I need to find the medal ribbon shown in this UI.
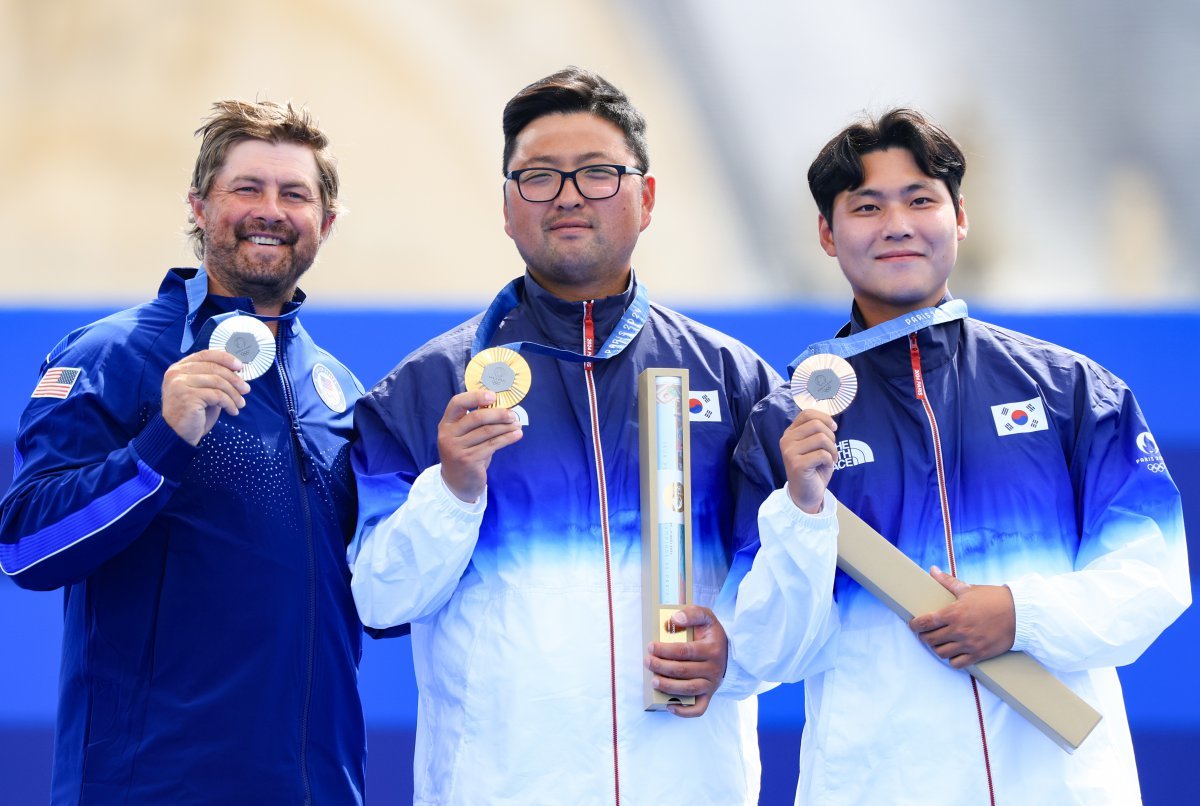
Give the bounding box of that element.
[471,276,650,363]
[787,299,968,375]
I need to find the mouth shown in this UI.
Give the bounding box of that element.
[547,218,592,232]
[244,234,287,247]
[875,250,924,261]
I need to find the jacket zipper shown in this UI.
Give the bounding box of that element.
[583,301,621,806]
[908,333,995,806]
[277,327,317,806]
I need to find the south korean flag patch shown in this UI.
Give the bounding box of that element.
[687,390,722,423]
[991,396,1049,436]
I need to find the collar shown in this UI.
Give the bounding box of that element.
[163,267,306,352]
[841,294,965,378]
[514,269,640,351]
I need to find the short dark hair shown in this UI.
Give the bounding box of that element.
[501,66,649,174]
[807,108,965,226]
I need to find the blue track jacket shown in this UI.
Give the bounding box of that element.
[729,305,1190,804]
[0,268,367,805]
[349,272,781,805]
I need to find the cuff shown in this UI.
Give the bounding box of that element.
[430,465,488,515]
[1006,575,1038,654]
[130,413,197,482]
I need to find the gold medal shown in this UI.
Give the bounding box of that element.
[464,347,531,409]
[791,353,857,415]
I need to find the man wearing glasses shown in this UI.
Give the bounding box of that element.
[349,67,780,804]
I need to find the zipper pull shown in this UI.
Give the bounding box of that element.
[291,418,310,483]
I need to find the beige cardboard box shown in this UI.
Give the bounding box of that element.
[835,503,1102,751]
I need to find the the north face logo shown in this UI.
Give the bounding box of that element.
[835,439,874,470]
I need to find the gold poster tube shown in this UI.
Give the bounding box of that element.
[639,368,696,710]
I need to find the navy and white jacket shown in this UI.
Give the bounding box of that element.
[349,273,781,805]
[729,304,1190,805]
[0,268,367,805]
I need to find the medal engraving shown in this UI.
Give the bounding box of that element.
[224,332,261,364]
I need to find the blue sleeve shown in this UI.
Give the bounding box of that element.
[0,347,195,591]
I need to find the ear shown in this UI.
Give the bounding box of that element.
[956,195,969,242]
[818,214,837,257]
[638,174,656,232]
[502,184,515,240]
[320,212,336,241]
[188,190,206,230]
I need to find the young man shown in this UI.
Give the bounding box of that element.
[350,68,780,804]
[728,108,1189,804]
[0,100,366,803]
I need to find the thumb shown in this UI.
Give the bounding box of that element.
[671,605,713,629]
[930,565,971,598]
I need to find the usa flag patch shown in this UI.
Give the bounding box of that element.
[32,367,82,399]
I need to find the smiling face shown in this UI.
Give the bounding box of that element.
[502,112,655,302]
[819,147,968,327]
[188,138,334,314]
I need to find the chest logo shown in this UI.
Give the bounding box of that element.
[990,397,1049,436]
[312,363,347,413]
[687,390,722,423]
[835,439,875,470]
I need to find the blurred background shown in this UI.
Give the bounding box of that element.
[1,1,1196,803]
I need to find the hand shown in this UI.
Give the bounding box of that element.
[645,605,727,718]
[437,390,524,503]
[162,349,251,446]
[908,566,1016,668]
[780,409,838,513]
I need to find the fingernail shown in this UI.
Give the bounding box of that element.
[482,391,496,404]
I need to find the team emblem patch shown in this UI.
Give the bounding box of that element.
[311,363,347,412]
[32,367,82,399]
[990,396,1049,436]
[687,391,722,423]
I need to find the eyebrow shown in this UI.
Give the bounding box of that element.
[518,151,613,168]
[848,181,938,200]
[223,173,318,191]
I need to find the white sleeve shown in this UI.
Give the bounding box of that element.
[348,464,486,629]
[1007,527,1190,671]
[728,486,842,684]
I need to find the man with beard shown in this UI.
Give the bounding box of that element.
[0,100,367,804]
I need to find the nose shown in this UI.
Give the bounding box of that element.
[252,189,285,222]
[881,206,913,240]
[555,175,586,209]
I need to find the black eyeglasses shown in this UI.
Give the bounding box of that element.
[505,164,644,203]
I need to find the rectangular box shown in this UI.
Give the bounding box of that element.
[835,504,1102,751]
[639,368,696,710]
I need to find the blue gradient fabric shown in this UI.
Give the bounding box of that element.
[349,272,781,805]
[729,309,1191,804]
[0,269,367,804]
